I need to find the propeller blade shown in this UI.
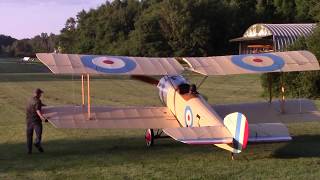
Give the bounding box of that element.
[131,75,159,86]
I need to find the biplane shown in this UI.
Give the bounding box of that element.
[36,50,320,158]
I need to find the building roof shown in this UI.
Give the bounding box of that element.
[229,35,272,42]
[236,23,316,51]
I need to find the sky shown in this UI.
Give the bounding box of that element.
[0,0,106,39]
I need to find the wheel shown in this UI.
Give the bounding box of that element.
[145,129,154,147]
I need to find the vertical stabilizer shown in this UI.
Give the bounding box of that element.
[222,112,249,153]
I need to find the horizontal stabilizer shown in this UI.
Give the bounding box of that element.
[213,99,320,123]
[163,126,233,144]
[249,123,292,142]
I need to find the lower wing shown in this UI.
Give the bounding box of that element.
[42,105,180,129]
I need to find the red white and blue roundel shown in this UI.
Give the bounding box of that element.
[81,56,136,74]
[184,106,193,127]
[231,54,285,72]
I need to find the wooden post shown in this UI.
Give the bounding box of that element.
[81,74,85,106]
[87,74,91,119]
[268,73,272,103]
[280,72,285,113]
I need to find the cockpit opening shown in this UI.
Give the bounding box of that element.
[178,83,190,95]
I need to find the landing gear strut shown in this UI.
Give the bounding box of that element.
[145,129,168,147]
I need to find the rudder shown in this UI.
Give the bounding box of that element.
[223,112,249,153]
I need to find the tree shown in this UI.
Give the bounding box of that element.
[256,0,277,22]
[59,17,78,53]
[156,0,211,56]
[273,0,296,22]
[0,34,16,56]
[126,3,172,56]
[295,0,314,22]
[10,39,33,57]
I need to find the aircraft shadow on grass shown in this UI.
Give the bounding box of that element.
[2,135,320,160]
[0,136,214,158]
[1,135,320,174]
[272,135,320,158]
[0,137,218,174]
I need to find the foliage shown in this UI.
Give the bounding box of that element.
[10,33,57,57]
[261,25,320,98]
[0,34,16,47]
[56,0,320,57]
[0,34,16,57]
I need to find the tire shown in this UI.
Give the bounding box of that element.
[145,129,154,147]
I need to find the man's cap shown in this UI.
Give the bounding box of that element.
[34,88,44,94]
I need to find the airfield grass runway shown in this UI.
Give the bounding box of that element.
[0,58,320,179]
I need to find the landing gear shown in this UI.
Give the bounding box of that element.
[231,153,235,160]
[145,129,154,147]
[145,129,169,147]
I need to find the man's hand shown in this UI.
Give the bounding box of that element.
[36,110,48,122]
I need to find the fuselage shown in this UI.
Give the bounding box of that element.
[157,75,224,128]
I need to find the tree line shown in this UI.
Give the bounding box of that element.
[0,33,57,57]
[58,0,319,57]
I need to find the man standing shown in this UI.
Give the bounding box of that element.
[26,88,47,154]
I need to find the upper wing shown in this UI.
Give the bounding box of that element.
[42,105,180,128]
[37,51,318,76]
[212,99,320,123]
[183,51,319,75]
[36,53,184,75]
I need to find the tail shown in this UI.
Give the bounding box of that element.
[216,112,249,154]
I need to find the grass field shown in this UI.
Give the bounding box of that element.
[1,58,320,179]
